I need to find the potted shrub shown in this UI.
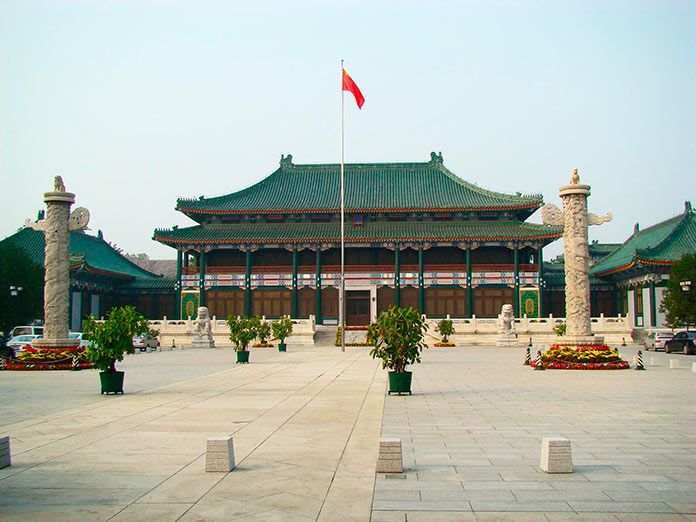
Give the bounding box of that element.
[367,305,428,395]
[82,305,149,394]
[435,318,454,345]
[254,317,272,347]
[227,315,259,363]
[271,316,293,352]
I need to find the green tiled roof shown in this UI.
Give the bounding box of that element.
[543,261,608,287]
[588,243,620,257]
[591,203,696,277]
[2,227,161,280]
[154,220,562,246]
[176,153,543,220]
[120,278,176,290]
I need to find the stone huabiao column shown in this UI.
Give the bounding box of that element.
[542,169,611,346]
[25,176,90,349]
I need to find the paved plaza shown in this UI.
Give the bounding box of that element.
[1,343,694,521]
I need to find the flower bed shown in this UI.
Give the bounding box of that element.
[4,346,92,371]
[252,342,273,347]
[531,344,629,370]
[335,326,371,346]
[434,341,455,347]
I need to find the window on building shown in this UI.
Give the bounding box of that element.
[635,286,644,327]
[207,290,245,318]
[298,288,315,318]
[321,287,339,319]
[252,288,291,318]
[426,287,467,317]
[473,287,514,317]
[377,287,395,313]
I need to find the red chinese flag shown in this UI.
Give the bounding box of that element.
[342,69,365,109]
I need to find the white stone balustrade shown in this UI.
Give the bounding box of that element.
[423,313,632,346]
[146,315,317,347]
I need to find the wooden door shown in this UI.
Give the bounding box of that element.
[346,291,370,326]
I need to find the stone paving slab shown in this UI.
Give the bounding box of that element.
[2,343,695,521]
[373,345,696,521]
[0,346,385,521]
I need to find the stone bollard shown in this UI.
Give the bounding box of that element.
[376,438,403,473]
[205,436,235,472]
[692,362,696,373]
[650,357,659,367]
[524,347,531,366]
[0,435,10,469]
[540,437,572,473]
[670,359,680,370]
[634,350,645,370]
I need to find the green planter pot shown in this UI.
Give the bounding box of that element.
[388,371,412,395]
[100,371,125,395]
[278,343,287,352]
[236,350,250,364]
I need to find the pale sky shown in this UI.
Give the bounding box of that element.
[2,0,694,260]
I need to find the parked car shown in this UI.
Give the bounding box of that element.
[10,325,43,338]
[644,332,673,351]
[68,332,93,348]
[7,334,40,353]
[664,331,696,355]
[0,336,15,359]
[132,333,160,352]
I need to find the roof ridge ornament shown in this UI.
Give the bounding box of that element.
[686,201,692,213]
[429,151,443,164]
[280,154,293,167]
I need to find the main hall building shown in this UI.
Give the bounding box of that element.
[154,152,563,325]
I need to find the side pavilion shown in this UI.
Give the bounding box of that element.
[154,152,563,325]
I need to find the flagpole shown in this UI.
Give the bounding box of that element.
[340,59,346,353]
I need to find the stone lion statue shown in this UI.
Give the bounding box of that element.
[497,303,516,337]
[193,306,212,337]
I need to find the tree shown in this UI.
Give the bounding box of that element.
[0,241,44,334]
[124,252,150,262]
[660,253,696,329]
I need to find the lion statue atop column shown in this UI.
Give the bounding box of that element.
[496,303,518,346]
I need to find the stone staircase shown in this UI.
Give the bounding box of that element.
[313,326,338,347]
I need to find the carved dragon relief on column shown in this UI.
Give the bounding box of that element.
[25,176,90,342]
[541,169,612,339]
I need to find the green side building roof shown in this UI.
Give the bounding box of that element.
[176,153,544,221]
[3,227,161,280]
[591,202,696,277]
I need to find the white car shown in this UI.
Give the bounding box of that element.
[10,325,43,338]
[7,334,40,353]
[644,332,673,351]
[69,332,93,348]
[132,333,160,352]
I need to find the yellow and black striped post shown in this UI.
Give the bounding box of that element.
[524,347,531,365]
[534,350,545,370]
[635,349,646,370]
